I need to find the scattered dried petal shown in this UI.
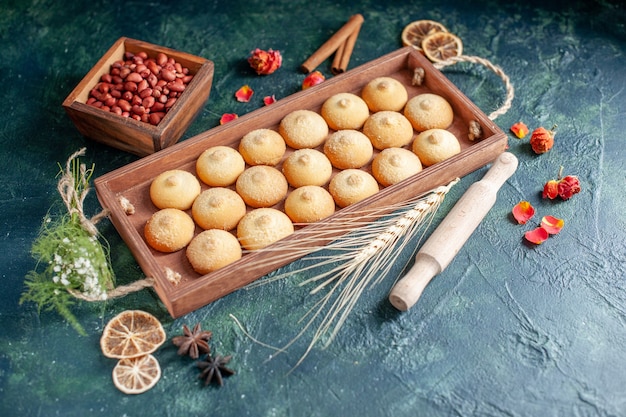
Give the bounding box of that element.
[542,179,560,199]
[540,215,564,235]
[235,85,254,102]
[512,201,535,224]
[220,113,238,125]
[510,122,529,139]
[263,95,277,106]
[524,227,549,244]
[557,175,581,200]
[302,71,325,90]
[248,48,282,75]
[529,125,556,154]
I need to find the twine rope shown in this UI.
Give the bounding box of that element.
[58,148,154,301]
[432,54,514,121]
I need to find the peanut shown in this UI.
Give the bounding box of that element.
[86,50,194,126]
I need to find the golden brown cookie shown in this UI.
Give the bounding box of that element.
[320,92,370,130]
[238,128,287,166]
[372,147,423,187]
[284,185,336,223]
[329,169,380,208]
[235,165,288,208]
[149,169,201,210]
[403,93,454,131]
[361,77,408,112]
[412,128,461,166]
[191,187,247,231]
[237,208,294,250]
[196,145,245,187]
[282,148,333,188]
[278,109,329,149]
[186,229,242,274]
[144,208,195,253]
[323,129,373,169]
[362,111,414,150]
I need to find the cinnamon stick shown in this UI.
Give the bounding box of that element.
[331,21,361,74]
[300,14,364,73]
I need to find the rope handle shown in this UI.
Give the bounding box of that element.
[413,54,514,122]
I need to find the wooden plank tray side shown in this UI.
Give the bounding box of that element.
[95,47,507,317]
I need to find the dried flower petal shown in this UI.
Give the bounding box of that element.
[524,227,549,244]
[540,215,564,235]
[220,113,238,125]
[542,179,560,199]
[263,95,277,106]
[248,48,282,75]
[302,71,325,90]
[557,175,581,200]
[510,122,529,139]
[512,201,535,224]
[235,85,254,102]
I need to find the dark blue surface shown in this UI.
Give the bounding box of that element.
[1,0,625,415]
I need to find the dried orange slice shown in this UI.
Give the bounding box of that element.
[421,32,464,62]
[100,310,166,359]
[401,20,448,51]
[112,354,161,394]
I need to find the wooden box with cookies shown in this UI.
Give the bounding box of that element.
[95,46,507,318]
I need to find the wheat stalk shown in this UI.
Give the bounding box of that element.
[242,179,458,368]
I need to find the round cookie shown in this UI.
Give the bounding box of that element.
[362,111,414,150]
[282,148,333,188]
[238,128,286,166]
[237,208,294,250]
[412,128,461,166]
[323,129,373,169]
[321,92,370,130]
[329,169,380,208]
[235,165,288,208]
[144,208,195,253]
[192,187,246,231]
[372,147,423,187]
[278,109,329,149]
[149,169,201,210]
[186,229,242,274]
[404,93,454,131]
[361,77,408,112]
[284,186,336,223]
[196,145,245,187]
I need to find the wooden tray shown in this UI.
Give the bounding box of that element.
[95,47,507,318]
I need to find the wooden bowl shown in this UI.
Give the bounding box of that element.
[62,37,214,156]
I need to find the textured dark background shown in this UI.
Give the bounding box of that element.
[1,0,625,415]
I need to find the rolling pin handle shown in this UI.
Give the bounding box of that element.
[388,253,440,311]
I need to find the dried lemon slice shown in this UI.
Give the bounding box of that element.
[422,32,464,62]
[100,310,166,359]
[401,20,448,51]
[112,354,161,394]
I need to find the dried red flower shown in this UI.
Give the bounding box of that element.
[219,113,238,125]
[512,201,535,224]
[302,71,325,90]
[235,85,254,102]
[248,48,282,75]
[529,125,556,154]
[542,179,560,199]
[510,122,529,139]
[524,227,549,244]
[557,175,581,200]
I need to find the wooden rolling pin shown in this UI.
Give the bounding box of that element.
[388,152,518,311]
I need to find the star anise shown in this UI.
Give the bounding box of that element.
[172,323,212,359]
[197,354,235,386]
